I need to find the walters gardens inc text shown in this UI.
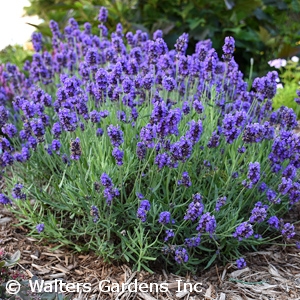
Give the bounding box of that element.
[6,279,203,294]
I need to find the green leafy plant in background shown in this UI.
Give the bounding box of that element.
[271,57,300,117]
[0,45,33,70]
[24,0,300,76]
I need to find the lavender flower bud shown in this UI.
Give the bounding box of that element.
[236,257,246,269]
[98,7,108,23]
[174,247,189,264]
[36,223,44,233]
[70,137,81,160]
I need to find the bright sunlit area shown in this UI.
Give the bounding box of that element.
[0,0,41,50]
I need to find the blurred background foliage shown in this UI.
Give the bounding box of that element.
[272,58,300,117]
[0,45,33,66]
[22,0,300,77]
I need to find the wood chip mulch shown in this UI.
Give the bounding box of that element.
[1,205,300,300]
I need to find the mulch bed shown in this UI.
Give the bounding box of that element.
[2,205,300,300]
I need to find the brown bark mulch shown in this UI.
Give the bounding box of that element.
[1,205,300,300]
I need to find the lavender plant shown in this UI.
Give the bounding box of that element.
[0,9,299,273]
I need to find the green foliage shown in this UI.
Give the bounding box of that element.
[4,81,296,273]
[0,45,32,69]
[272,58,300,117]
[24,0,300,75]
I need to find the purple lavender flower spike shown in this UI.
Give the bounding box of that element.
[162,76,176,92]
[184,196,204,221]
[215,196,227,211]
[233,222,253,241]
[281,223,295,239]
[248,162,260,185]
[178,171,192,187]
[90,110,101,123]
[107,125,124,147]
[2,123,17,138]
[70,137,81,160]
[136,142,147,160]
[137,199,151,222]
[90,205,99,223]
[140,124,157,148]
[112,147,124,165]
[278,177,293,195]
[266,189,280,204]
[185,120,203,145]
[0,194,12,205]
[174,33,189,55]
[207,131,220,148]
[174,247,189,264]
[249,202,268,224]
[185,235,201,248]
[268,216,280,229]
[158,211,171,225]
[164,229,175,242]
[100,173,113,188]
[193,100,204,114]
[98,7,108,23]
[52,139,61,153]
[196,212,217,236]
[236,257,246,269]
[12,183,26,200]
[36,223,44,233]
[96,128,104,137]
[222,36,235,62]
[32,32,43,52]
[155,153,171,169]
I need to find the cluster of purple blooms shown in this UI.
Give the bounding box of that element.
[184,234,201,248]
[0,6,299,268]
[184,193,204,221]
[249,202,268,223]
[215,196,227,211]
[268,216,295,239]
[196,212,217,236]
[233,222,254,241]
[99,173,119,206]
[12,183,26,200]
[158,211,173,225]
[137,199,151,222]
[164,229,175,242]
[242,162,260,189]
[177,171,192,187]
[0,194,12,205]
[174,248,189,264]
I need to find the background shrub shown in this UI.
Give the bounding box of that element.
[24,0,300,76]
[272,58,300,117]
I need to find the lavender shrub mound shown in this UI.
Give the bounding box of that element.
[0,8,299,272]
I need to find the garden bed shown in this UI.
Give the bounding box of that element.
[2,204,300,300]
[1,6,300,299]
